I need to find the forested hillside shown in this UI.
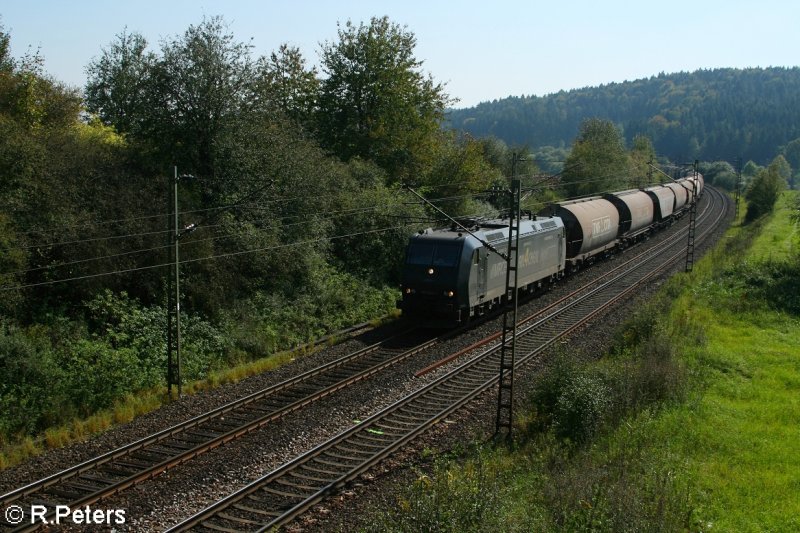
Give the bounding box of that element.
[448,67,800,163]
[0,16,515,451]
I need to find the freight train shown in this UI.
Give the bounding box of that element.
[398,174,703,326]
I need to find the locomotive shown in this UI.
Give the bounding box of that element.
[398,174,703,326]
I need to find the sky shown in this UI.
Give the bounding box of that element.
[2,0,799,108]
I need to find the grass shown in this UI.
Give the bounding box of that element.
[365,191,800,532]
[746,192,799,262]
[650,308,800,531]
[654,191,800,531]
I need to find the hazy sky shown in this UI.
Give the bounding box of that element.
[2,0,798,108]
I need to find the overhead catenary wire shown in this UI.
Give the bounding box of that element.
[5,170,654,273]
[1,166,671,289]
[4,208,396,277]
[3,154,655,242]
[4,163,562,249]
[0,204,410,277]
[3,188,450,283]
[0,222,421,292]
[7,175,482,240]
[3,199,403,254]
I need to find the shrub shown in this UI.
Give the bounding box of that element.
[528,355,579,433]
[552,372,611,444]
[713,258,800,315]
[61,340,143,415]
[613,298,663,350]
[531,328,686,447]
[86,289,232,384]
[225,264,397,358]
[0,323,68,437]
[543,428,694,532]
[1,290,235,443]
[530,356,611,444]
[745,165,784,222]
[630,332,686,407]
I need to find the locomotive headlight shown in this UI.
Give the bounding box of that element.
[405,287,412,294]
[427,268,435,275]
[446,290,455,298]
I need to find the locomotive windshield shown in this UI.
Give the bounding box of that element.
[407,242,462,267]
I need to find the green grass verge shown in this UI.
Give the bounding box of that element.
[746,192,799,262]
[655,191,800,531]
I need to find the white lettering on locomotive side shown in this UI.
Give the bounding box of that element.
[487,244,560,281]
[489,261,507,280]
[518,247,539,269]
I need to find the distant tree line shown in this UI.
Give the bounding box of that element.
[447,68,800,165]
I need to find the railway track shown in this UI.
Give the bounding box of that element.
[0,327,447,532]
[165,187,730,532]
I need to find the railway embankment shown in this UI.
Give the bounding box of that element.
[353,191,799,532]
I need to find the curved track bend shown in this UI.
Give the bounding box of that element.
[166,187,730,532]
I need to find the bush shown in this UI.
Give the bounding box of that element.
[629,333,686,407]
[225,264,397,358]
[542,427,694,532]
[552,372,611,443]
[745,165,784,221]
[0,323,68,437]
[86,290,232,384]
[180,313,231,380]
[0,290,236,442]
[613,298,663,350]
[529,356,610,444]
[531,330,686,446]
[86,290,167,385]
[528,355,578,433]
[713,258,800,315]
[62,340,143,415]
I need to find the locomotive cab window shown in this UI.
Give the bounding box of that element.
[407,242,461,266]
[407,243,435,265]
[432,244,461,266]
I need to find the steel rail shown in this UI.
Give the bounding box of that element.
[166,188,728,532]
[0,327,446,532]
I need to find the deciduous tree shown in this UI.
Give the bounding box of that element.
[769,154,791,188]
[629,134,657,187]
[255,44,318,128]
[742,160,762,177]
[0,24,12,72]
[561,118,629,197]
[783,138,800,172]
[152,16,258,179]
[745,156,785,221]
[85,30,155,136]
[86,17,260,182]
[699,161,737,191]
[317,16,452,183]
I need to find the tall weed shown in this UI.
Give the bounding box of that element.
[366,450,511,532]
